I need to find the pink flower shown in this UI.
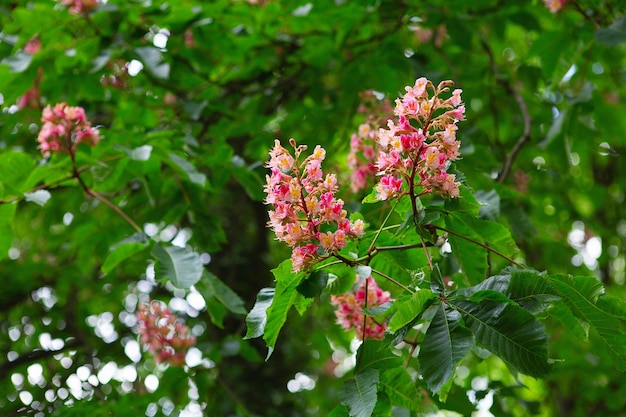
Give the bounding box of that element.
[36,102,102,156]
[58,0,98,14]
[264,139,366,272]
[543,0,565,13]
[331,276,392,340]
[136,301,196,367]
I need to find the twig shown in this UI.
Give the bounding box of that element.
[497,83,531,183]
[432,225,527,269]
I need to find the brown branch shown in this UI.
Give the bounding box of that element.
[497,83,531,183]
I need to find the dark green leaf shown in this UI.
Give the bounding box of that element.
[0,203,16,260]
[151,243,203,289]
[419,304,473,395]
[595,16,626,46]
[339,368,379,417]
[453,299,551,377]
[168,153,207,187]
[198,271,247,315]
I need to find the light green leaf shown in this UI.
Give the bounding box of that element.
[101,233,149,274]
[355,340,402,373]
[445,212,518,285]
[169,153,207,187]
[262,260,306,356]
[197,271,247,315]
[135,46,170,79]
[453,299,551,377]
[339,368,379,417]
[379,368,422,411]
[244,288,274,339]
[24,190,51,207]
[152,243,203,289]
[419,304,473,395]
[388,290,435,333]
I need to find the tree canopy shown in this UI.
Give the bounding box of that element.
[1,0,626,416]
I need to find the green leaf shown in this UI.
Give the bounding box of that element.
[548,274,626,370]
[151,243,203,289]
[339,368,379,417]
[325,263,356,295]
[198,271,247,314]
[328,405,350,417]
[262,260,306,356]
[444,212,518,285]
[0,151,36,196]
[168,153,207,187]
[23,190,51,207]
[355,340,402,373]
[379,368,422,411]
[0,203,17,260]
[474,189,500,221]
[101,233,149,274]
[135,46,170,79]
[419,304,473,395]
[595,16,626,46]
[297,270,328,298]
[452,299,551,377]
[244,288,274,339]
[388,290,435,333]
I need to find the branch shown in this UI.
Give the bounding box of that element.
[497,82,532,183]
[432,225,527,269]
[0,340,80,380]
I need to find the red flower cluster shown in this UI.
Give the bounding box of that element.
[331,276,391,340]
[136,301,196,367]
[36,102,101,156]
[543,0,565,13]
[374,77,465,200]
[347,91,393,193]
[264,139,365,272]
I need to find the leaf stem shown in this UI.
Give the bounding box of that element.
[432,225,527,269]
[370,267,414,294]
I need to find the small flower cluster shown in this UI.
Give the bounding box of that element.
[57,0,98,14]
[543,0,565,13]
[347,91,393,193]
[136,301,196,367]
[37,102,101,156]
[331,276,391,340]
[265,139,365,272]
[374,77,465,200]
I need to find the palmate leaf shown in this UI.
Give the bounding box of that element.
[419,304,473,395]
[548,274,626,370]
[452,299,551,377]
[152,243,203,289]
[339,368,379,417]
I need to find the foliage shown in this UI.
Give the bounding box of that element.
[1,0,626,416]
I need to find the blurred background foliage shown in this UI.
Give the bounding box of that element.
[0,0,625,416]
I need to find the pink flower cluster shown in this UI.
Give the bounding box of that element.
[136,301,196,367]
[373,77,465,200]
[37,102,101,156]
[347,91,393,193]
[331,276,391,340]
[543,0,565,13]
[57,0,98,14]
[264,139,366,272]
